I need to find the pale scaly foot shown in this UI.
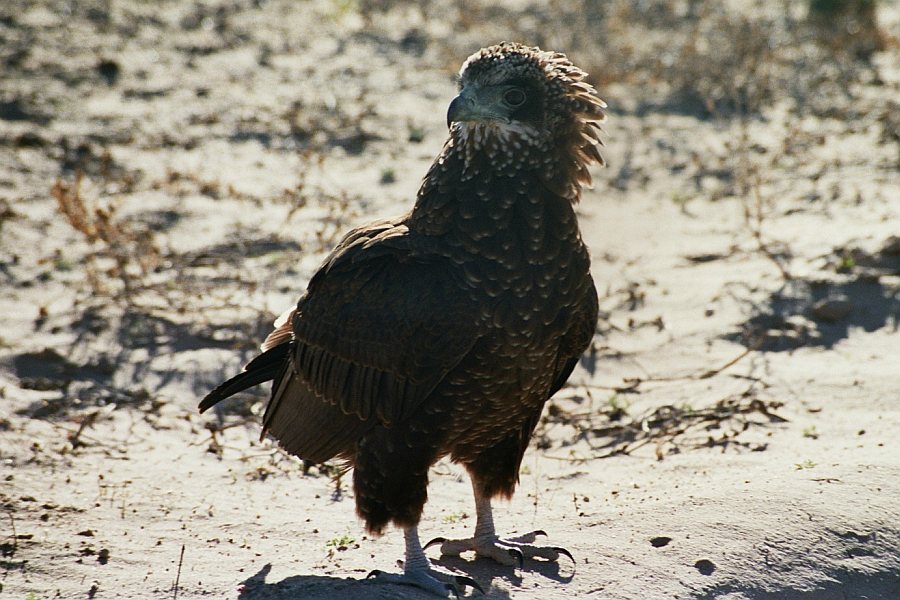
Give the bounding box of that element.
[425,490,574,568]
[368,526,484,598]
[426,529,572,567]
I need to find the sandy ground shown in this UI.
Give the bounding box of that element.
[1,1,899,599]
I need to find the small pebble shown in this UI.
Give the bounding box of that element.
[811,297,852,322]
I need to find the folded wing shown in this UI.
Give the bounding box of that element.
[258,218,479,462]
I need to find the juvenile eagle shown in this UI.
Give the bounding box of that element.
[200,42,605,597]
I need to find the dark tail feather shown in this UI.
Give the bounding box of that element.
[199,343,291,413]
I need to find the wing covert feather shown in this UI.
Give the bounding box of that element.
[261,219,479,457]
[295,253,478,423]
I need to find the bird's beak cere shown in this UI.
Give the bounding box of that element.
[447,86,511,129]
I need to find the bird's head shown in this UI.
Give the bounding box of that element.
[446,42,606,197]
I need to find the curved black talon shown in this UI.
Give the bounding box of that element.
[533,530,548,538]
[424,536,447,550]
[555,546,575,564]
[508,547,525,570]
[455,575,485,595]
[366,569,382,579]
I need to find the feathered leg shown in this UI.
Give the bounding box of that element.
[357,426,483,597]
[425,480,573,567]
[368,526,483,598]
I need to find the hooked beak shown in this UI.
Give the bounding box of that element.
[446,87,510,129]
[446,93,470,128]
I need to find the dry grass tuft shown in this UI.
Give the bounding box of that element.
[539,386,786,462]
[52,172,160,297]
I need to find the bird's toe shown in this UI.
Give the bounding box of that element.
[505,529,547,544]
[427,536,476,557]
[474,541,523,567]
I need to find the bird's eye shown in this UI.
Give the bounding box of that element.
[503,88,526,107]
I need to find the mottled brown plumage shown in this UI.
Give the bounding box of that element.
[200,42,605,596]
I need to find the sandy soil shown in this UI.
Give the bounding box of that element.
[1,1,899,599]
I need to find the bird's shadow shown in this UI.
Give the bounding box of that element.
[237,556,573,599]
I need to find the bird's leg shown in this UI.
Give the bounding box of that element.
[368,526,483,598]
[425,484,574,568]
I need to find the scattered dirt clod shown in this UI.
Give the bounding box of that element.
[694,559,716,575]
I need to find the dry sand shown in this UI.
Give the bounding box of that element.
[1,1,898,598]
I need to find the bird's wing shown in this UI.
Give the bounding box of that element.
[548,276,598,399]
[260,217,479,459]
[258,217,404,354]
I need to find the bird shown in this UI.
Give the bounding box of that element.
[199,41,605,597]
